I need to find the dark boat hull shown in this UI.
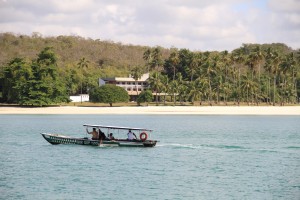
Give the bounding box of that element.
[41,133,157,147]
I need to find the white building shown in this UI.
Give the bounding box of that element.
[69,94,89,102]
[99,73,150,100]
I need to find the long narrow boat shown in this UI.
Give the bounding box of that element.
[41,124,157,147]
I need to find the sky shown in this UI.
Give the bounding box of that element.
[0,0,299,51]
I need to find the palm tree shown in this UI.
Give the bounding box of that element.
[169,51,179,81]
[151,47,163,71]
[131,66,143,97]
[232,49,246,105]
[279,56,290,105]
[160,75,169,105]
[188,80,202,105]
[265,49,281,106]
[221,82,231,105]
[197,76,210,105]
[286,52,297,103]
[178,48,193,80]
[253,46,264,82]
[170,79,179,105]
[241,74,258,105]
[143,48,152,72]
[77,57,90,103]
[264,48,274,104]
[178,83,189,105]
[189,52,203,81]
[220,50,231,84]
[253,46,264,103]
[244,46,264,104]
[175,73,185,104]
[271,52,281,106]
[204,57,217,105]
[149,72,163,105]
[213,55,223,103]
[294,50,300,103]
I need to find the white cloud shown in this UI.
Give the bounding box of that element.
[51,0,94,13]
[268,0,300,12]
[0,0,299,51]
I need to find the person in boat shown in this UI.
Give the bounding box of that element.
[127,129,137,140]
[87,128,99,140]
[109,133,115,140]
[99,129,107,140]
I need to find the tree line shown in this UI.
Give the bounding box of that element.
[0,32,299,106]
[144,45,300,106]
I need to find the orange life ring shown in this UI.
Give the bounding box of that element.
[140,132,148,141]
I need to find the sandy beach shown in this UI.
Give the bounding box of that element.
[0,106,300,115]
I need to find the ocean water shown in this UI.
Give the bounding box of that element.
[0,115,299,200]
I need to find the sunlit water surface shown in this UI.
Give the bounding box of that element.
[0,115,299,200]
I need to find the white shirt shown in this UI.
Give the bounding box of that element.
[127,131,135,140]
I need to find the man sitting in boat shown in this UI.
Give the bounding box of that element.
[87,128,99,140]
[127,130,137,140]
[109,133,115,140]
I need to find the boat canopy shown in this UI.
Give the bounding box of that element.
[83,124,153,132]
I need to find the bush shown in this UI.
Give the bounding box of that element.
[137,90,153,106]
[90,84,129,106]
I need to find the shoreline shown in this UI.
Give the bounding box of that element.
[0,106,300,115]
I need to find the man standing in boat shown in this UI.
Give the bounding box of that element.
[87,128,99,140]
[127,129,137,140]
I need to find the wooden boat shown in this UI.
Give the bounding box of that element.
[41,124,157,147]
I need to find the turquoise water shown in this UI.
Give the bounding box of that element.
[0,115,299,200]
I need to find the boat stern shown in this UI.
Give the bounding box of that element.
[143,140,157,147]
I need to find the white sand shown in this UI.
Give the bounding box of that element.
[0,106,300,115]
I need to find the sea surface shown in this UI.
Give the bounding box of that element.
[0,114,299,200]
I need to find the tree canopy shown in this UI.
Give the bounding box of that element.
[1,47,69,106]
[89,84,129,106]
[137,90,153,106]
[147,45,300,106]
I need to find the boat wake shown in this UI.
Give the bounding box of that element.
[157,143,198,149]
[157,143,295,154]
[157,143,248,150]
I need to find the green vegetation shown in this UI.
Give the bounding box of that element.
[137,90,154,106]
[0,32,299,106]
[145,45,300,106]
[1,47,69,106]
[89,84,129,107]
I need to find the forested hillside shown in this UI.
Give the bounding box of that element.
[0,32,154,76]
[0,32,299,106]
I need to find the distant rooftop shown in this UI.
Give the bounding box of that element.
[102,73,149,82]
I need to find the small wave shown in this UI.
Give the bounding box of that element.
[285,146,300,149]
[291,185,300,188]
[216,145,246,149]
[200,144,247,150]
[255,149,279,153]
